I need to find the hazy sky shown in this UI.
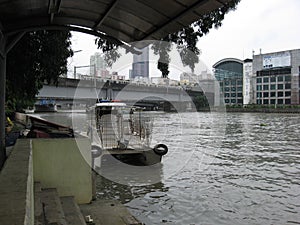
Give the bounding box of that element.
[198,0,300,68]
[68,0,300,78]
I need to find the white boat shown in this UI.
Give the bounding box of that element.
[87,100,168,169]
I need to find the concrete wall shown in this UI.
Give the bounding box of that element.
[32,138,92,204]
[0,139,34,225]
[0,137,92,224]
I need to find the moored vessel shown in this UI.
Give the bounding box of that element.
[87,100,168,169]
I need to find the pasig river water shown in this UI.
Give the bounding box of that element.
[38,111,300,225]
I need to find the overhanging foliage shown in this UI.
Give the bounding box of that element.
[6,30,73,112]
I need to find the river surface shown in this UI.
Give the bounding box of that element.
[37,111,300,225]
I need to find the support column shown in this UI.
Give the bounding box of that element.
[0,32,25,169]
[0,37,6,168]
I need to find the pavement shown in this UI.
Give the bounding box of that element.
[80,199,144,225]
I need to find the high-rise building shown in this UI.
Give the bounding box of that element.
[252,49,300,105]
[243,59,253,105]
[90,52,107,76]
[213,58,244,105]
[131,46,149,79]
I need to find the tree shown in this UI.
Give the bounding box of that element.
[6,30,73,112]
[193,95,209,110]
[96,0,240,76]
[151,41,172,78]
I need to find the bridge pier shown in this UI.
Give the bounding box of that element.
[162,101,194,112]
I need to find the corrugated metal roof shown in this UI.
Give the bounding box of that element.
[0,0,233,43]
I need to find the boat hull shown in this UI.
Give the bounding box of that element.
[34,104,57,113]
[93,148,162,169]
[93,149,164,185]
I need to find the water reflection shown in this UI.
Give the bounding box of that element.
[95,155,165,186]
[96,175,168,204]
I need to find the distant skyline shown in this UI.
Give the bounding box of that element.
[68,0,300,78]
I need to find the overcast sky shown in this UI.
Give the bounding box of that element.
[68,0,300,78]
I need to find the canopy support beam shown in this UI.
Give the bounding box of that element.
[0,31,24,169]
[5,32,25,54]
[7,25,141,55]
[93,0,119,29]
[140,0,223,40]
[48,0,62,23]
[0,37,6,169]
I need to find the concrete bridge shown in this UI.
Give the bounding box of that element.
[37,78,207,110]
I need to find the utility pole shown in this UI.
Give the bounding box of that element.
[93,64,96,88]
[71,49,82,79]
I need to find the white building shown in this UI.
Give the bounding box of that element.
[151,77,179,86]
[131,76,150,84]
[252,49,300,105]
[243,59,253,105]
[110,72,125,81]
[180,72,198,85]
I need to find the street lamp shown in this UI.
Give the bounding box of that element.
[73,50,82,54]
[68,49,82,78]
[73,64,96,86]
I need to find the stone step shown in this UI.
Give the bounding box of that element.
[60,196,86,225]
[34,182,43,225]
[39,188,67,225]
[80,200,143,225]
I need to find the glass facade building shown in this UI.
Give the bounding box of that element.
[213,58,244,105]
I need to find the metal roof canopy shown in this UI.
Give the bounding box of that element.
[0,0,232,44]
[0,0,233,168]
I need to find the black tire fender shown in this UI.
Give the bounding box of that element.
[153,144,168,156]
[91,145,102,158]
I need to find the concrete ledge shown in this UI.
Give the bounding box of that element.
[0,137,93,224]
[0,139,33,225]
[32,138,92,204]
